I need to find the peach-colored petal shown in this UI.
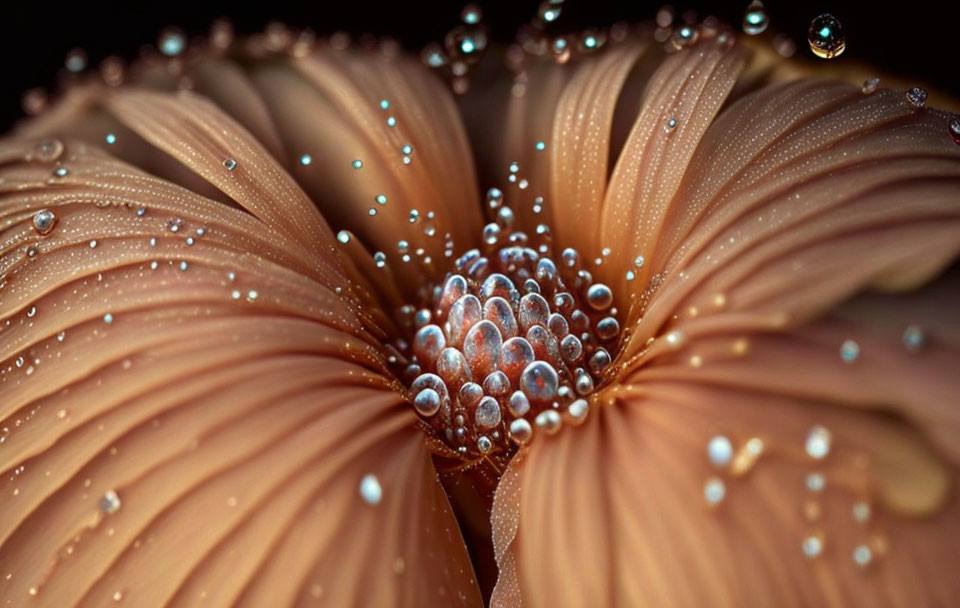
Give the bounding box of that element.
[0,131,481,605]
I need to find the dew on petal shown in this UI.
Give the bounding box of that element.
[358,474,382,505]
[805,425,832,460]
[807,14,845,59]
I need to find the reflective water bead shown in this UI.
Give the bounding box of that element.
[475,396,502,429]
[595,317,620,341]
[805,425,832,460]
[65,48,87,72]
[507,390,531,417]
[105,133,117,144]
[437,348,473,390]
[359,474,383,505]
[839,339,859,363]
[300,154,312,166]
[509,418,533,444]
[463,320,503,378]
[100,489,121,514]
[462,4,482,24]
[386,116,397,127]
[950,116,960,144]
[742,1,769,35]
[665,329,685,348]
[567,398,589,424]
[807,14,845,59]
[704,477,726,505]
[559,334,583,362]
[412,324,445,368]
[401,144,413,155]
[538,1,561,23]
[905,87,928,109]
[634,255,645,268]
[708,435,733,467]
[665,117,677,131]
[373,252,386,268]
[352,159,363,169]
[483,370,511,398]
[53,166,68,178]
[103,313,113,324]
[32,209,56,235]
[379,99,390,110]
[853,501,871,523]
[336,231,350,244]
[535,140,546,151]
[477,435,493,453]
[587,348,611,374]
[574,370,594,395]
[223,158,237,171]
[520,361,559,403]
[861,77,880,95]
[534,409,561,435]
[585,283,613,310]
[413,388,442,417]
[902,324,925,353]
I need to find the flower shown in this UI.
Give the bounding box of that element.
[1,12,959,607]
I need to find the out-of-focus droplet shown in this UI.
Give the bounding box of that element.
[538,1,562,23]
[65,48,87,72]
[807,14,845,59]
[839,338,859,363]
[742,1,769,35]
[861,77,880,95]
[100,489,121,514]
[359,474,382,505]
[905,87,928,109]
[158,27,187,57]
[670,25,699,50]
[223,158,237,171]
[445,25,487,64]
[461,4,482,24]
[421,42,448,68]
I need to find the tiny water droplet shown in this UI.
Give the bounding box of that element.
[359,474,382,505]
[222,158,237,171]
[807,14,845,59]
[299,154,312,166]
[65,48,87,72]
[32,209,56,235]
[337,231,350,244]
[100,489,121,514]
[352,159,363,169]
[53,166,69,178]
[905,87,928,109]
[949,116,960,144]
[861,77,879,95]
[105,133,117,145]
[158,28,187,57]
[538,1,561,23]
[461,4,482,24]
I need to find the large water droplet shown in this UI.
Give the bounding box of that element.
[807,14,845,59]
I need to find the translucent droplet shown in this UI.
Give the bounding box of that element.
[585,283,613,310]
[105,133,117,145]
[534,409,561,434]
[802,535,823,558]
[742,1,769,35]
[905,87,928,109]
[65,48,87,72]
[902,324,925,353]
[100,489,121,514]
[352,159,363,169]
[519,361,558,403]
[805,425,831,460]
[375,194,387,205]
[535,140,546,151]
[158,28,187,57]
[475,396,502,429]
[359,474,382,505]
[103,313,114,324]
[509,418,533,444]
[477,435,492,452]
[413,388,442,417]
[461,4,482,24]
[852,544,872,567]
[53,166,69,178]
[538,1,562,23]
[223,158,237,171]
[807,14,845,59]
[300,154,312,166]
[32,209,56,235]
[336,231,350,244]
[805,472,826,493]
[704,477,726,505]
[839,339,859,363]
[861,77,880,95]
[950,116,960,144]
[852,501,871,523]
[708,435,733,467]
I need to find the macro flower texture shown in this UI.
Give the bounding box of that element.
[1,4,960,607]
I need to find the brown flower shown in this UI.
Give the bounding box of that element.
[1,16,959,607]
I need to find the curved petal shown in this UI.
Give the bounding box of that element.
[0,132,481,605]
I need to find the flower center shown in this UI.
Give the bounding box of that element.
[391,199,623,472]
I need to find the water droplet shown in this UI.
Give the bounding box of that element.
[852,544,872,567]
[352,159,363,169]
[805,425,831,460]
[535,140,546,151]
[742,1,769,35]
[359,474,382,505]
[100,489,121,514]
[53,166,69,178]
[337,231,350,244]
[905,87,928,109]
[89,239,98,248]
[461,4,482,24]
[704,477,726,505]
[949,116,960,144]
[538,1,562,23]
[902,324,925,352]
[519,361,558,403]
[708,435,733,467]
[475,396,502,429]
[105,133,117,145]
[103,313,113,324]
[852,501,871,523]
[158,28,186,57]
[633,255,645,268]
[375,194,387,205]
[534,409,562,434]
[509,418,533,444]
[839,339,859,363]
[805,472,825,493]
[413,388,441,417]
[32,209,57,235]
[386,116,397,127]
[807,14,845,59]
[65,48,87,72]
[223,158,237,171]
[861,77,880,95]
[665,117,678,131]
[300,154,312,166]
[802,535,823,558]
[585,283,613,310]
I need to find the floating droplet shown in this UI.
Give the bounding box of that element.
[839,339,859,363]
[32,209,56,235]
[708,435,733,467]
[359,474,382,505]
[158,28,187,57]
[475,396,502,429]
[950,116,960,144]
[905,87,928,110]
[461,4,482,24]
[519,361,558,403]
[742,1,769,35]
[103,313,113,325]
[585,283,613,310]
[805,425,832,460]
[807,14,845,59]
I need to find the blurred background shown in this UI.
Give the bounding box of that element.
[0,0,956,131]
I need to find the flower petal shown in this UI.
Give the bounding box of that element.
[0,133,481,605]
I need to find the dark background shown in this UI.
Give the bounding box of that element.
[1,0,957,130]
